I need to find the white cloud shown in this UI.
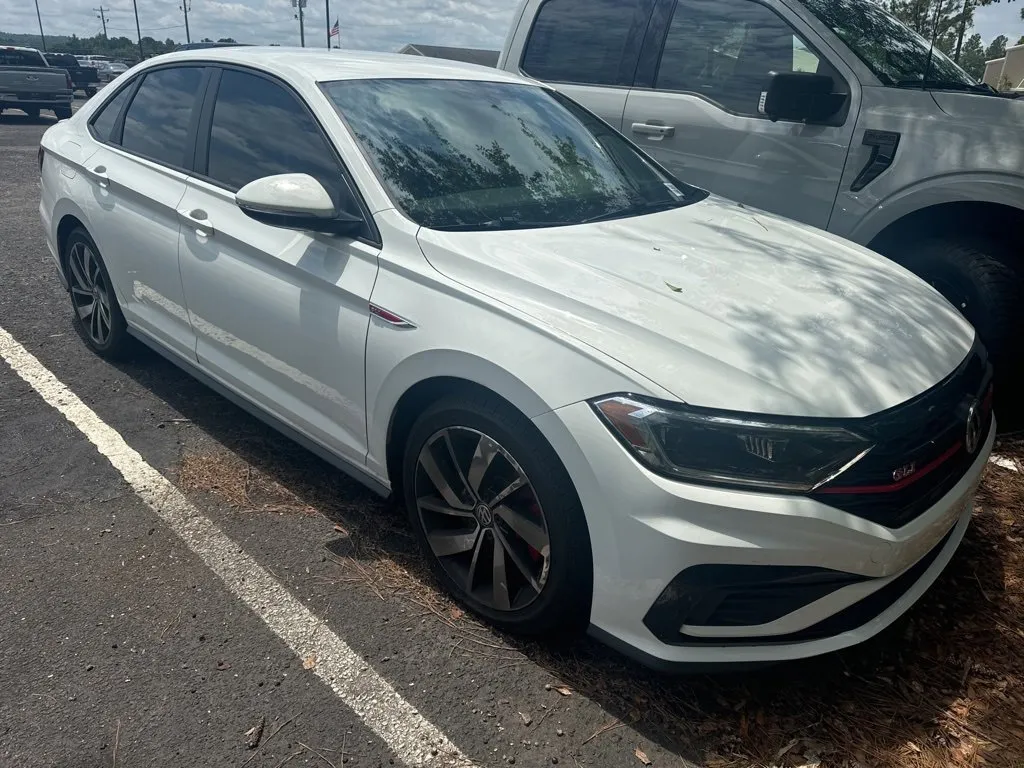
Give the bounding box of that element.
[0,0,517,52]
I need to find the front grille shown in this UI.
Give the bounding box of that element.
[812,341,991,528]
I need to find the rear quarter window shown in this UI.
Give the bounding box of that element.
[520,0,653,86]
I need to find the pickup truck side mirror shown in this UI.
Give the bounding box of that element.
[761,72,847,123]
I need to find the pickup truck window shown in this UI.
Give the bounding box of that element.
[521,0,653,86]
[800,0,978,89]
[657,0,837,116]
[0,49,47,68]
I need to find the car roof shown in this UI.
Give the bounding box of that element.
[2,45,41,52]
[148,47,530,85]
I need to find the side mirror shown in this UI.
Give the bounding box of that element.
[761,72,846,123]
[235,173,363,237]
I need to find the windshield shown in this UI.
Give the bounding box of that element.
[323,78,705,231]
[800,0,978,88]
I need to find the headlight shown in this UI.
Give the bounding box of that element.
[591,395,872,492]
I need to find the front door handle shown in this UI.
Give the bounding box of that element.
[631,122,676,138]
[89,165,109,188]
[178,208,214,237]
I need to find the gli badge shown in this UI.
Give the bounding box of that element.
[965,398,982,455]
[892,462,917,482]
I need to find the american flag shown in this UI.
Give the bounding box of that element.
[329,19,340,37]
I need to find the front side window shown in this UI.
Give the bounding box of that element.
[521,0,651,86]
[121,67,204,167]
[323,78,705,231]
[657,0,836,116]
[89,83,133,142]
[800,0,981,89]
[205,69,349,210]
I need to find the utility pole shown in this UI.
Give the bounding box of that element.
[132,0,144,59]
[326,0,331,48]
[33,0,47,51]
[293,0,306,47]
[179,0,191,44]
[94,6,109,39]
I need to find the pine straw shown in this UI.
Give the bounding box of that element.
[177,437,1024,768]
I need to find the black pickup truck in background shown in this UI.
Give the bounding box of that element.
[43,53,99,97]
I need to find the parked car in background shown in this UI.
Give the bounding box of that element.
[0,45,73,119]
[500,0,1024,391]
[39,48,994,668]
[43,52,99,96]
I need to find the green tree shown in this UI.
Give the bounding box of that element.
[217,37,237,43]
[985,33,1009,59]
[959,32,987,77]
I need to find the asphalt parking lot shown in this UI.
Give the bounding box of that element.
[2,101,1023,768]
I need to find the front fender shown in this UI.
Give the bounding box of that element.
[840,172,1024,245]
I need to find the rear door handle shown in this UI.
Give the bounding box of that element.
[89,164,109,188]
[178,208,214,237]
[631,122,676,138]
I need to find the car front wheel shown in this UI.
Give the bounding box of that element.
[402,392,592,636]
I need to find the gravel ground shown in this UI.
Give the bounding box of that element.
[1,103,1022,768]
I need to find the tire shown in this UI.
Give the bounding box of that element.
[63,228,133,359]
[402,391,592,636]
[24,107,40,119]
[55,106,72,120]
[85,87,97,97]
[899,237,1023,377]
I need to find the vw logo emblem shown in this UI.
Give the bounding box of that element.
[475,503,493,527]
[965,399,982,455]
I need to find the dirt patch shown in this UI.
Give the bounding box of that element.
[181,441,1024,767]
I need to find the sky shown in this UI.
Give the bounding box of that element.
[1,0,1021,54]
[0,0,517,52]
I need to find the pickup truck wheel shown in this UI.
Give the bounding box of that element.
[901,237,1022,379]
[24,107,40,119]
[54,106,72,120]
[85,88,97,97]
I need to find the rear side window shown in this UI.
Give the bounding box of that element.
[205,69,350,208]
[521,0,652,86]
[0,49,47,67]
[121,67,204,168]
[89,85,133,142]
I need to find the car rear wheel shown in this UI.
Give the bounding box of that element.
[402,392,592,636]
[64,228,132,359]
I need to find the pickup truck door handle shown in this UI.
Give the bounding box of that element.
[89,165,110,188]
[178,208,214,237]
[631,122,676,138]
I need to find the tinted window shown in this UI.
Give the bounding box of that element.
[90,84,133,142]
[206,69,347,207]
[323,78,705,231]
[657,0,839,116]
[121,67,203,167]
[800,0,978,88]
[521,0,650,86]
[0,49,47,67]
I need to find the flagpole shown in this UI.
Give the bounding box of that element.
[326,0,331,48]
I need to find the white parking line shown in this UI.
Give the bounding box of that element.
[0,325,470,768]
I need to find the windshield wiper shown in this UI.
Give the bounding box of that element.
[580,199,683,225]
[895,78,994,94]
[428,217,575,232]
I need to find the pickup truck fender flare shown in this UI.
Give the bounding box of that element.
[847,172,1024,246]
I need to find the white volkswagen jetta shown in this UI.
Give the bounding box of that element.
[39,48,995,669]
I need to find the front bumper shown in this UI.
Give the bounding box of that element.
[533,402,994,667]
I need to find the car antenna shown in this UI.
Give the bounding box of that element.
[922,0,944,89]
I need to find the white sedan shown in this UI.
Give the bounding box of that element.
[39,48,994,668]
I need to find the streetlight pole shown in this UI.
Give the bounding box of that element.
[33,0,47,52]
[326,0,331,48]
[132,0,144,59]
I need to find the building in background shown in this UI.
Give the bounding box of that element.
[397,43,499,68]
[982,43,1024,92]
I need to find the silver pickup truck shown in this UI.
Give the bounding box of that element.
[500,0,1024,388]
[0,45,73,120]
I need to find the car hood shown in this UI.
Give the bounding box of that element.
[415,196,975,418]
